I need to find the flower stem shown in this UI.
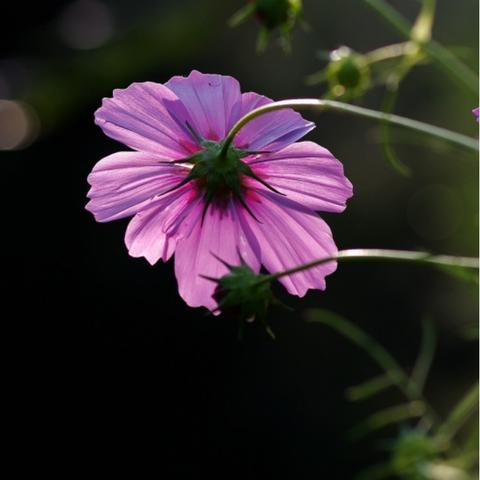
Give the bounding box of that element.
[263,249,479,283]
[364,0,478,95]
[221,99,479,155]
[364,42,414,64]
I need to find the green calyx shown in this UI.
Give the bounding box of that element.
[165,139,282,221]
[206,256,284,338]
[213,264,273,321]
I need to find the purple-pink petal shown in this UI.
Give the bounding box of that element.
[244,190,338,296]
[233,92,315,152]
[124,184,201,265]
[174,201,261,310]
[165,70,242,141]
[247,141,353,212]
[125,205,176,265]
[86,151,189,222]
[95,82,198,159]
[473,107,479,122]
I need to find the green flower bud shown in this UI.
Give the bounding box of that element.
[212,263,274,323]
[254,0,302,31]
[326,47,371,99]
[229,0,304,53]
[205,258,285,338]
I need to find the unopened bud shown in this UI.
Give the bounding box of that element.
[326,47,370,99]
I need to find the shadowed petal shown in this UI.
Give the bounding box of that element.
[233,92,315,152]
[245,190,338,296]
[174,201,261,310]
[165,70,242,141]
[95,82,199,158]
[248,141,353,212]
[86,151,189,222]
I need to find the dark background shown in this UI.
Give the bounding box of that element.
[11,0,478,477]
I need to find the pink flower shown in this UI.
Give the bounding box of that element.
[86,70,353,311]
[473,107,479,122]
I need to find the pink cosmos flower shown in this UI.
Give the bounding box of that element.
[86,70,353,311]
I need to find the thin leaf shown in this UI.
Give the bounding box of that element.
[306,309,441,427]
[305,309,409,391]
[381,85,411,176]
[346,374,394,402]
[436,384,479,441]
[349,401,426,441]
[228,3,256,28]
[409,317,436,393]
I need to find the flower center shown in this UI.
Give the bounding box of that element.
[163,139,283,221]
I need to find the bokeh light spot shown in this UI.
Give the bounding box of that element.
[58,0,114,50]
[0,100,40,150]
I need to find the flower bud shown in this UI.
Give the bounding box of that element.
[211,263,274,323]
[230,0,304,52]
[254,0,302,30]
[326,47,370,99]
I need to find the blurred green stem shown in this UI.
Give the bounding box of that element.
[364,42,414,64]
[306,309,440,426]
[436,384,479,442]
[221,99,479,156]
[364,0,478,94]
[264,249,479,283]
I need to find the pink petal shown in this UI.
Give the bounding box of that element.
[165,70,242,141]
[86,151,189,222]
[247,141,353,212]
[174,201,261,311]
[473,107,479,122]
[95,82,198,158]
[245,190,338,296]
[233,92,315,152]
[124,185,201,265]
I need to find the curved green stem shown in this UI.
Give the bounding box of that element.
[364,42,414,64]
[364,0,478,95]
[264,249,479,283]
[221,99,479,155]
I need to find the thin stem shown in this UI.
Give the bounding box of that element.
[221,99,479,155]
[364,0,478,94]
[364,42,414,64]
[411,0,436,44]
[308,309,441,426]
[264,249,479,283]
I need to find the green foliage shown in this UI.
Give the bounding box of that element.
[306,309,478,480]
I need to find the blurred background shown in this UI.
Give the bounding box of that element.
[12,0,478,477]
